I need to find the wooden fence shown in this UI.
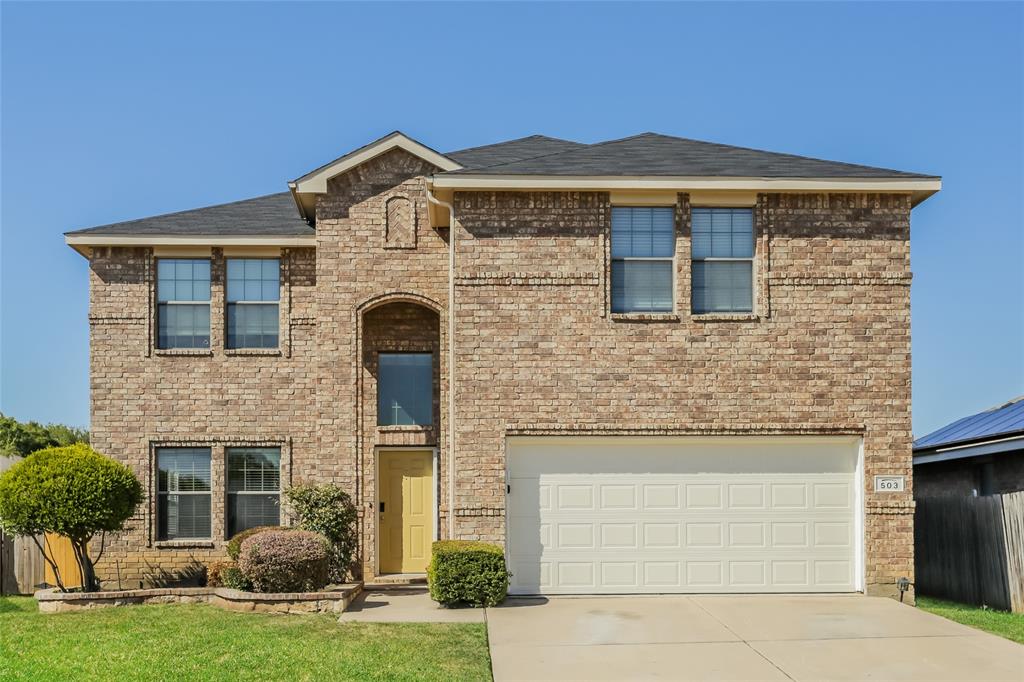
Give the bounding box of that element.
[916,491,1024,612]
[0,455,82,595]
[1,454,43,594]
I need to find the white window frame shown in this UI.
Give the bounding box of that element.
[610,205,677,314]
[225,447,282,537]
[156,258,212,350]
[225,257,281,350]
[690,207,755,315]
[156,447,213,541]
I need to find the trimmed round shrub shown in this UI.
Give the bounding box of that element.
[0,443,143,592]
[427,540,511,607]
[226,525,289,561]
[283,484,357,583]
[237,530,329,593]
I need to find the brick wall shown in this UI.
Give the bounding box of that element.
[312,148,450,579]
[86,150,915,597]
[915,452,1024,498]
[451,191,914,597]
[88,245,317,585]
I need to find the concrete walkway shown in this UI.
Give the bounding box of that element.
[486,595,1024,681]
[337,588,484,623]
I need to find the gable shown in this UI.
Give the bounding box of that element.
[289,131,461,223]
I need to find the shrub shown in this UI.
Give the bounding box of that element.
[226,525,289,561]
[205,560,235,587]
[427,540,511,607]
[283,484,357,583]
[237,529,329,593]
[0,444,143,592]
[220,565,251,591]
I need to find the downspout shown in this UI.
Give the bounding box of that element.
[424,181,457,540]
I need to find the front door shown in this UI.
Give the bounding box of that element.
[379,450,433,574]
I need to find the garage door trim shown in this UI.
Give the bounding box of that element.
[504,435,865,595]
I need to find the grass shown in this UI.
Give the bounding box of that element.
[917,595,1024,644]
[0,596,492,681]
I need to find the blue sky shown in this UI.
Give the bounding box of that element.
[1,2,1021,437]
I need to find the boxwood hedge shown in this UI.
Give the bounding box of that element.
[427,540,511,607]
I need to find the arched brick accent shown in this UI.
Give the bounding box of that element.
[356,290,444,316]
[384,195,416,249]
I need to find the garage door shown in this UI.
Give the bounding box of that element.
[506,438,861,595]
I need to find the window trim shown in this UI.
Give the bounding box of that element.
[225,257,282,350]
[609,205,677,315]
[689,206,756,315]
[155,447,213,542]
[225,446,282,538]
[155,257,213,350]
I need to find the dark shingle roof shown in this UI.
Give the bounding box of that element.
[66,192,313,237]
[67,132,938,239]
[447,132,936,178]
[914,397,1024,451]
[446,135,586,170]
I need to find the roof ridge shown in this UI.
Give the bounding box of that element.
[984,395,1024,412]
[631,132,936,178]
[446,134,579,156]
[446,134,633,174]
[65,191,293,235]
[458,131,937,178]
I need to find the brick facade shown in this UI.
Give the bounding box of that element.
[86,150,915,598]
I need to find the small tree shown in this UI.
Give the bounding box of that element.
[284,483,357,583]
[0,444,142,592]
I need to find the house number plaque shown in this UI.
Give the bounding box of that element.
[873,475,905,492]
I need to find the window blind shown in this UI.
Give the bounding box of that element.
[611,207,675,313]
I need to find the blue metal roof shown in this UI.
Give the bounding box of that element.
[914,396,1024,450]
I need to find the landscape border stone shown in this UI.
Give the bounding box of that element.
[34,583,363,614]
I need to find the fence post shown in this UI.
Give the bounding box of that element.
[1001,492,1024,613]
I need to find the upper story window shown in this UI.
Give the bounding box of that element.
[226,258,280,349]
[377,352,433,426]
[157,447,212,540]
[157,259,211,349]
[227,447,281,536]
[610,207,675,313]
[691,208,754,314]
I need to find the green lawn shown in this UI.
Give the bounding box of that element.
[0,597,491,681]
[917,596,1024,644]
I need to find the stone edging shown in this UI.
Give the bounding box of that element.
[35,584,363,615]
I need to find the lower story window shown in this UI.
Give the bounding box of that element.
[227,447,281,536]
[157,448,212,540]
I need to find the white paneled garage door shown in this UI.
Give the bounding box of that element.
[506,437,861,595]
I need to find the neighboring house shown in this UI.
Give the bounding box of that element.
[913,397,1024,498]
[65,131,941,599]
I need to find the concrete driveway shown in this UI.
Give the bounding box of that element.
[486,595,1024,681]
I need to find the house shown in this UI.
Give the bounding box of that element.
[64,131,941,599]
[913,397,1024,498]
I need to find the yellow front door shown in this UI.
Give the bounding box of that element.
[379,450,433,574]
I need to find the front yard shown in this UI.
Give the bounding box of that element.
[917,596,1024,644]
[0,597,491,681]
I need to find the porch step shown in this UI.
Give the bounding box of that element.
[364,574,428,590]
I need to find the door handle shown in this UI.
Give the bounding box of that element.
[379,502,385,513]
